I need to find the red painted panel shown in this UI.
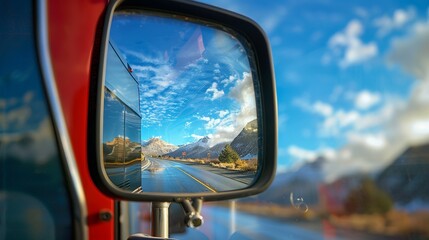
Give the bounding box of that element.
[47,0,114,239]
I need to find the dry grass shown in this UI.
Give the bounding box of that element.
[165,156,258,172]
[236,159,258,171]
[234,202,318,220]
[235,202,429,238]
[329,210,429,237]
[209,159,257,172]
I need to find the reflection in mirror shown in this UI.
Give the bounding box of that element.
[102,11,261,194]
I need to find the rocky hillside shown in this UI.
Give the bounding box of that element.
[376,143,429,208]
[141,137,178,156]
[231,119,258,159]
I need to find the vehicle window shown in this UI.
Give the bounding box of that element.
[125,0,429,239]
[103,90,142,191]
[0,0,74,239]
[103,43,142,192]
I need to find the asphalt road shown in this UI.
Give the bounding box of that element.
[171,205,400,240]
[141,157,248,193]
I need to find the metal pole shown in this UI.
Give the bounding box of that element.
[151,202,170,238]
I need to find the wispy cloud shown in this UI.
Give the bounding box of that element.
[197,72,257,146]
[354,90,381,110]
[218,110,229,118]
[205,82,225,100]
[374,7,416,37]
[293,98,333,117]
[261,7,288,34]
[291,18,429,182]
[328,19,378,67]
[0,91,33,129]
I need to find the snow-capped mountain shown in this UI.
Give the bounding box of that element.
[141,137,178,156]
[166,119,259,159]
[167,136,213,159]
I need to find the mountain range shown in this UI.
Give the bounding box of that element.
[141,137,178,156]
[143,119,258,159]
[248,143,429,212]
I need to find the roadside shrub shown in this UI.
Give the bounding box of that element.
[218,144,240,163]
[344,178,393,215]
[236,159,258,172]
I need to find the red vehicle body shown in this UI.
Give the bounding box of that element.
[48,1,115,239]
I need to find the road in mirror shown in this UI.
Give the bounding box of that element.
[102,10,261,194]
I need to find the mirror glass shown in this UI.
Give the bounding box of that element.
[102,10,261,194]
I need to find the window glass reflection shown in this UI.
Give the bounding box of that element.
[103,89,142,191]
[124,107,142,191]
[103,90,126,188]
[106,42,140,114]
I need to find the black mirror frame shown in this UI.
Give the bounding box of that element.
[89,0,277,202]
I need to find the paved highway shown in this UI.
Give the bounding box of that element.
[171,205,399,240]
[141,157,248,193]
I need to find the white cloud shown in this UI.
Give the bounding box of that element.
[297,18,429,182]
[200,116,211,122]
[354,99,402,130]
[354,90,381,110]
[205,82,224,100]
[374,8,416,37]
[124,50,165,65]
[347,132,387,149]
[288,145,317,161]
[261,7,287,34]
[228,72,257,127]
[321,110,360,136]
[410,120,429,138]
[293,98,333,117]
[0,105,31,128]
[354,7,369,19]
[206,118,222,129]
[185,122,192,128]
[294,94,383,136]
[328,20,378,67]
[287,145,336,162]
[191,134,204,141]
[0,92,33,129]
[221,75,236,87]
[5,117,57,165]
[203,72,257,147]
[218,110,229,118]
[313,101,334,117]
[388,20,429,82]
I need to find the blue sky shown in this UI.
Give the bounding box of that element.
[110,1,429,180]
[110,14,258,148]
[197,0,429,179]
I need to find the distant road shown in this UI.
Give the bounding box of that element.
[171,205,400,240]
[141,157,248,193]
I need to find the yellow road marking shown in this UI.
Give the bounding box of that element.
[174,167,217,193]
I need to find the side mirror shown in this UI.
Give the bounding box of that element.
[89,0,277,202]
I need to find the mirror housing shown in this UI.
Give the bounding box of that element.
[89,0,277,202]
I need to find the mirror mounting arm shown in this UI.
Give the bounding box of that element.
[151,202,171,238]
[180,198,204,228]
